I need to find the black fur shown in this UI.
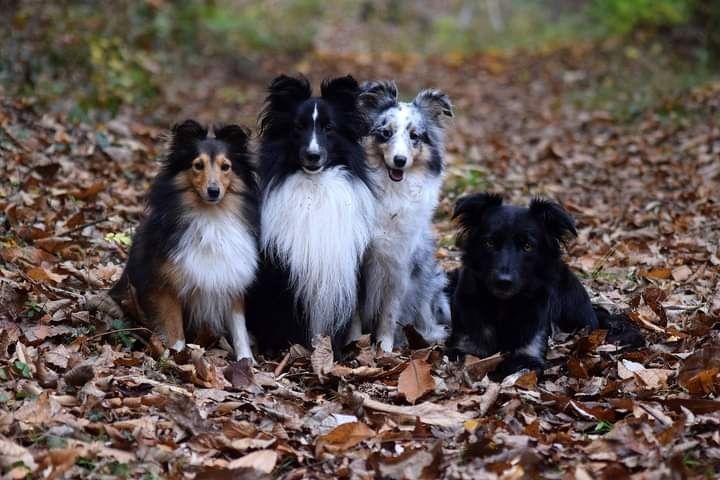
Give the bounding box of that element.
[110,120,258,341]
[447,193,642,379]
[247,74,371,352]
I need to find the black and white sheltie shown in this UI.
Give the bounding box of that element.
[351,80,453,351]
[110,120,259,361]
[246,75,375,350]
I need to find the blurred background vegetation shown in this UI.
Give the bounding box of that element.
[1,0,718,120]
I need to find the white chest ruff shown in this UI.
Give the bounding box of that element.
[370,167,442,256]
[169,209,258,331]
[261,168,375,336]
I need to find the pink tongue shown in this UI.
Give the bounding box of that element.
[388,168,404,182]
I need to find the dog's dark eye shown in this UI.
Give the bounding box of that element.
[484,239,495,249]
[193,162,204,171]
[325,123,335,133]
[522,241,533,252]
[378,128,391,140]
[409,131,419,141]
[221,163,231,172]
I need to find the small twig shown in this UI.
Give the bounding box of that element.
[273,351,291,377]
[56,215,111,237]
[87,327,153,341]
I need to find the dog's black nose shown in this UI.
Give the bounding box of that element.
[207,186,220,200]
[393,155,407,168]
[305,152,321,163]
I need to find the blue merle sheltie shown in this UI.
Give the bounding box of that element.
[350,80,453,352]
[110,120,259,361]
[246,75,375,350]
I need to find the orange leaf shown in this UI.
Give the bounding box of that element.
[315,422,375,456]
[398,359,436,404]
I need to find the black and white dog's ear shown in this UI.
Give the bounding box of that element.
[359,80,398,115]
[214,124,251,152]
[321,75,361,110]
[266,74,312,113]
[529,199,577,244]
[413,89,454,121]
[453,193,503,246]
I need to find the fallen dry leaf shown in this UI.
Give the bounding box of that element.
[315,421,375,457]
[398,358,436,404]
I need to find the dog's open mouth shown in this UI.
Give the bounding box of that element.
[387,167,404,182]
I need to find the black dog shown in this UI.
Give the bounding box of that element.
[447,193,642,378]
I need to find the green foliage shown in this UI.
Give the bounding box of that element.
[591,0,692,34]
[593,420,614,434]
[13,361,32,379]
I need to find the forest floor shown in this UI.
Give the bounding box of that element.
[1,43,720,479]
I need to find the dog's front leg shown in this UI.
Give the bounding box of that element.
[229,297,254,363]
[149,289,185,352]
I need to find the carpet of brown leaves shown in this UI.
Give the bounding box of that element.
[1,46,719,478]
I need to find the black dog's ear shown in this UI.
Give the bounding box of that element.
[214,124,251,152]
[321,75,361,110]
[413,89,453,122]
[529,199,577,244]
[359,80,398,117]
[453,193,503,246]
[453,192,503,225]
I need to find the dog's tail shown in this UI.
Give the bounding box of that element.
[593,305,645,348]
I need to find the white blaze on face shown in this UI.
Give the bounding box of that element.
[308,102,320,154]
[387,104,413,168]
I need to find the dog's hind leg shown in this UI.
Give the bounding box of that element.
[229,297,254,363]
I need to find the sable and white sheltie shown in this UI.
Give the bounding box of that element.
[246,75,375,350]
[352,80,453,351]
[110,120,259,361]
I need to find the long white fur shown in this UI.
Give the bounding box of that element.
[262,167,375,338]
[169,206,258,359]
[359,102,449,352]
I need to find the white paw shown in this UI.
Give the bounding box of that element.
[422,324,449,344]
[378,335,394,353]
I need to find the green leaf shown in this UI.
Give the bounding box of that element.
[14,361,32,379]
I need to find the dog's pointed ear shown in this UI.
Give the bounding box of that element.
[453,193,502,247]
[359,80,398,116]
[266,74,312,112]
[321,75,361,110]
[413,89,453,122]
[172,119,207,144]
[214,124,251,153]
[529,199,577,244]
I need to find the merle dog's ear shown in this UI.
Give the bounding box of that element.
[214,124,251,154]
[266,74,312,113]
[453,193,503,246]
[359,80,398,117]
[321,75,361,110]
[529,199,577,244]
[413,89,454,122]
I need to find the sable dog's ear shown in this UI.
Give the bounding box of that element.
[529,198,577,244]
[321,75,361,110]
[413,89,453,122]
[168,119,207,163]
[359,80,398,118]
[214,124,251,153]
[453,193,503,246]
